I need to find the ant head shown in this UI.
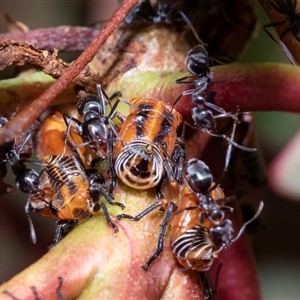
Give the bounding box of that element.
[15,168,40,194]
[186,44,210,77]
[81,118,107,145]
[77,95,105,120]
[186,158,213,193]
[210,219,234,249]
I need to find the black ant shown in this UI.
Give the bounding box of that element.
[124,0,206,45]
[0,115,40,195]
[264,0,300,43]
[63,84,123,196]
[174,45,256,156]
[63,84,122,158]
[174,44,231,128]
[0,117,41,242]
[169,157,264,272]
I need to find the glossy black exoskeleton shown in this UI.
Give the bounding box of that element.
[0,116,40,194]
[64,84,124,196]
[184,157,264,252]
[64,84,121,158]
[125,0,205,44]
[175,45,257,157]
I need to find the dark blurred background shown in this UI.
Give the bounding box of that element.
[0,1,300,299]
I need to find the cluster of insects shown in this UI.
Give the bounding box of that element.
[0,43,263,298]
[0,0,267,298]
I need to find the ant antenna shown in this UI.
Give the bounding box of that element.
[178,10,207,46]
[231,201,264,244]
[25,200,37,244]
[56,276,65,300]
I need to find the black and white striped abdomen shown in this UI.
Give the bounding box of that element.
[44,154,82,191]
[114,140,164,189]
[172,225,214,259]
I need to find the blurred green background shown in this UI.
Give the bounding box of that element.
[0,1,300,299]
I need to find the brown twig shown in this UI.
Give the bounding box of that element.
[0,26,100,52]
[0,40,101,90]
[0,0,139,145]
[0,41,69,75]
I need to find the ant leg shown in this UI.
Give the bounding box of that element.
[264,26,280,45]
[53,221,66,245]
[172,88,195,109]
[107,128,117,198]
[207,130,257,152]
[264,28,297,64]
[16,123,40,156]
[171,144,185,182]
[209,118,240,191]
[155,176,166,200]
[3,290,20,300]
[93,183,125,209]
[52,220,76,245]
[198,272,213,300]
[264,20,287,30]
[117,200,163,221]
[98,202,119,232]
[56,277,65,300]
[279,27,292,40]
[142,201,177,270]
[30,286,42,300]
[179,11,207,46]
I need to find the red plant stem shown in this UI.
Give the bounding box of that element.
[171,63,300,117]
[210,63,300,112]
[0,0,138,145]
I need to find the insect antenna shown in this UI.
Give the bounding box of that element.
[231,201,264,244]
[25,200,37,244]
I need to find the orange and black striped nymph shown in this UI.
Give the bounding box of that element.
[114,97,182,190]
[170,184,226,271]
[43,153,93,220]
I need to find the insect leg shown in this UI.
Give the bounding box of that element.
[142,201,177,270]
[117,200,163,221]
[98,202,119,232]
